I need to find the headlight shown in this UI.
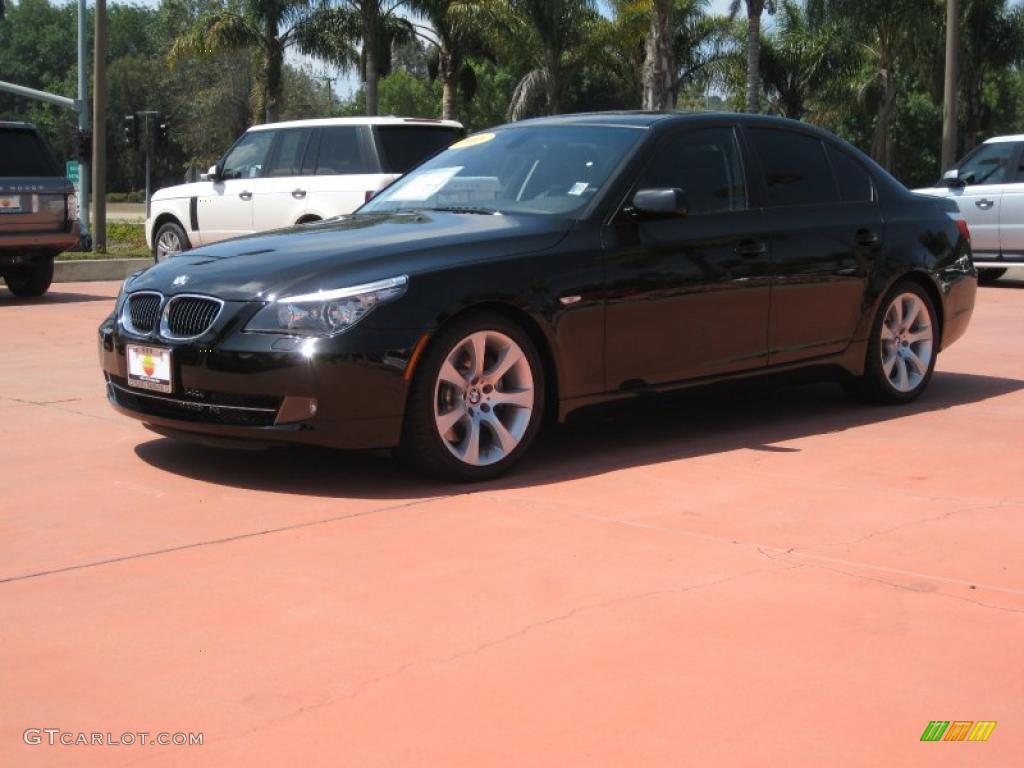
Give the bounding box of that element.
[245,275,408,337]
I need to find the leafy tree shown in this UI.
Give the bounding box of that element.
[409,0,484,120]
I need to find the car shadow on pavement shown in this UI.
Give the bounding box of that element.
[989,277,1024,289]
[133,370,1024,501]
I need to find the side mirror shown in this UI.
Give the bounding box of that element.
[943,169,966,188]
[627,188,689,219]
[201,164,220,182]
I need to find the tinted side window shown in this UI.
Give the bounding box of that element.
[637,126,748,215]
[0,129,61,177]
[376,126,463,173]
[315,126,374,175]
[747,128,839,207]
[221,130,274,180]
[266,128,313,177]
[827,145,875,202]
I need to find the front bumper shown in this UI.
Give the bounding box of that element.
[98,309,422,450]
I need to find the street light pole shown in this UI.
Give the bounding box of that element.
[92,0,107,252]
[941,0,960,172]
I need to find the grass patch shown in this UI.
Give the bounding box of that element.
[58,249,151,261]
[58,220,149,260]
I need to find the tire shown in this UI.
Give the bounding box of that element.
[399,311,546,482]
[153,220,191,262]
[977,268,1007,285]
[3,256,54,298]
[844,280,938,405]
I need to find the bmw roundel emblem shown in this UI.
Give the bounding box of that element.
[172,274,190,287]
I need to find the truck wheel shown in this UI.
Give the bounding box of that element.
[3,256,54,297]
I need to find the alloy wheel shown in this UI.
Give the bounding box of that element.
[880,292,934,393]
[156,230,183,261]
[433,330,535,466]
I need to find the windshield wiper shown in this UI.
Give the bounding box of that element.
[427,205,500,215]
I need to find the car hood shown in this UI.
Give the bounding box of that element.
[126,211,573,300]
[151,181,207,201]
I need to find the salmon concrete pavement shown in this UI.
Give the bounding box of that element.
[2,279,1023,767]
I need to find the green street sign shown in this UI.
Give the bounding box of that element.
[65,161,80,183]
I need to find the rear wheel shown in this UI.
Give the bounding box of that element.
[3,256,54,297]
[845,280,938,404]
[153,220,190,262]
[978,268,1007,285]
[399,312,545,481]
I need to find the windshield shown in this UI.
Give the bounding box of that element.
[361,125,644,217]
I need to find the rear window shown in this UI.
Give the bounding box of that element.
[0,128,62,177]
[746,127,839,207]
[375,126,464,173]
[314,126,375,175]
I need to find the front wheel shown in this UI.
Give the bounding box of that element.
[3,256,54,297]
[845,280,938,404]
[399,312,545,482]
[153,220,191,262]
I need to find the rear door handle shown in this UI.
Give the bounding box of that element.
[238,191,252,201]
[855,229,879,247]
[735,239,767,257]
[976,198,995,210]
[292,189,306,199]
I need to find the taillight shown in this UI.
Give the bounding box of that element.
[956,218,971,242]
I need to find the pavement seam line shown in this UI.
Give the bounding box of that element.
[0,494,456,585]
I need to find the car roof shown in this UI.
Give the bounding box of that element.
[506,110,841,135]
[248,116,464,132]
[983,134,1024,144]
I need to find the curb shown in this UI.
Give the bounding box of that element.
[54,258,152,282]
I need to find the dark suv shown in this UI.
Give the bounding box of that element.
[0,122,80,297]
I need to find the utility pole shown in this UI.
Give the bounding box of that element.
[77,0,90,244]
[92,0,107,252]
[941,0,960,172]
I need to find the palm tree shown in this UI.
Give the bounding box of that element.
[642,0,675,110]
[758,0,849,120]
[334,1,412,116]
[728,0,775,113]
[169,0,358,124]
[807,0,933,171]
[454,0,599,120]
[409,0,483,120]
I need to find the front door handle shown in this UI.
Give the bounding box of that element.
[976,198,995,210]
[238,191,252,201]
[735,239,767,257]
[292,189,306,200]
[855,229,880,247]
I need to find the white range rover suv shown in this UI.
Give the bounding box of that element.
[146,116,464,261]
[915,134,1024,283]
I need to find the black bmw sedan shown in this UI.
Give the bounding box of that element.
[99,112,977,480]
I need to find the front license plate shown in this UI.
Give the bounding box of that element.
[126,345,173,393]
[0,195,22,213]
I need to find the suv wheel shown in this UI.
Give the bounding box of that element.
[154,221,190,262]
[3,256,54,297]
[399,312,545,482]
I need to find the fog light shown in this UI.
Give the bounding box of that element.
[275,396,319,425]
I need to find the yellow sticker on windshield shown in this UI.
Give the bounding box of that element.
[450,132,495,149]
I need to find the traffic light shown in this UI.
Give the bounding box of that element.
[76,130,92,160]
[123,114,137,148]
[156,121,169,147]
